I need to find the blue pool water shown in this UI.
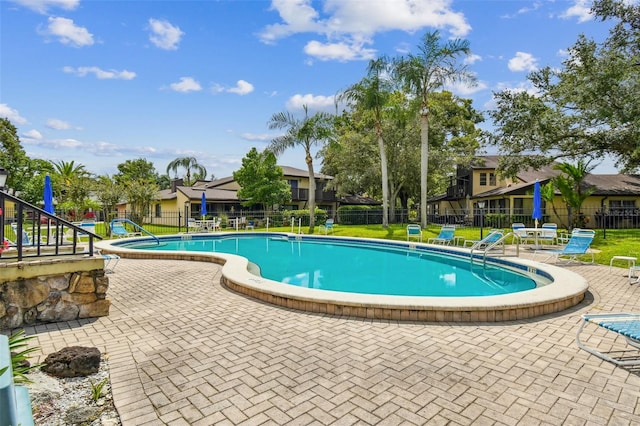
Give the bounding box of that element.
[120,235,537,297]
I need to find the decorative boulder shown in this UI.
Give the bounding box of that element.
[42,346,101,378]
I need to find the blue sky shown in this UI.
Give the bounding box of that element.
[0,0,617,180]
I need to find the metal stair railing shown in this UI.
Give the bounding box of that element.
[469,231,520,268]
[0,191,101,261]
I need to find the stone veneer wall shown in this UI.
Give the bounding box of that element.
[0,257,110,330]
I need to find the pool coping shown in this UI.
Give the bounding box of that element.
[96,233,589,322]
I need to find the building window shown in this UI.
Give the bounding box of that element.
[479,172,487,186]
[610,200,636,213]
[489,173,496,186]
[155,204,161,218]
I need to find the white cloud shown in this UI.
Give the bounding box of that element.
[240,133,272,142]
[286,94,337,112]
[446,79,487,96]
[260,0,471,61]
[63,66,136,80]
[148,18,184,50]
[0,104,28,125]
[42,16,94,47]
[24,129,42,139]
[169,77,202,93]
[10,0,78,14]
[560,0,593,23]
[227,80,255,95]
[212,80,255,96]
[508,52,538,72]
[464,53,482,65]
[304,40,376,61]
[46,118,71,129]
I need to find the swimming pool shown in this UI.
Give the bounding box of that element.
[130,235,537,297]
[97,233,589,322]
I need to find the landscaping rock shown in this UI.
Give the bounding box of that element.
[42,347,101,378]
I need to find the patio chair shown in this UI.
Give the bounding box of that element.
[538,229,595,263]
[463,229,504,249]
[110,220,138,238]
[320,219,335,235]
[102,254,120,274]
[538,223,558,246]
[187,218,203,232]
[245,220,255,231]
[406,224,422,242]
[427,225,455,245]
[511,223,533,245]
[576,313,640,367]
[10,223,45,245]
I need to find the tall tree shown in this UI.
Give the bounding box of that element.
[267,105,333,232]
[114,158,158,186]
[50,160,92,215]
[124,180,158,225]
[340,57,392,228]
[0,118,31,194]
[166,156,207,186]
[395,31,475,228]
[552,160,596,229]
[94,175,123,236]
[233,148,291,210]
[488,0,640,175]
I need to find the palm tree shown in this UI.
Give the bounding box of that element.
[394,31,475,228]
[50,160,91,214]
[267,105,333,232]
[339,57,392,228]
[553,159,596,228]
[166,156,207,186]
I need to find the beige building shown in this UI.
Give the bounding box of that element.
[140,166,339,227]
[429,156,640,229]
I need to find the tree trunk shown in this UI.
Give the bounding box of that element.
[420,111,429,228]
[306,151,316,232]
[377,129,389,228]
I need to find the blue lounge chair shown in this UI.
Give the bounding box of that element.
[427,225,455,245]
[539,229,595,263]
[576,313,640,366]
[463,229,503,249]
[110,220,138,238]
[10,223,44,245]
[320,219,334,235]
[406,224,422,242]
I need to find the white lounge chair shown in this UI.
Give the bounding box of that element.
[576,313,640,366]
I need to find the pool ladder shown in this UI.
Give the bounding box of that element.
[470,231,520,267]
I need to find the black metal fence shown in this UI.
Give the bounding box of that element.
[40,205,637,239]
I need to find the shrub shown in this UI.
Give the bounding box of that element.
[337,205,383,225]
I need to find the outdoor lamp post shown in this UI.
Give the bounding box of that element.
[478,201,486,239]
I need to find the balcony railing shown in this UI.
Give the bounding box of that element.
[0,191,101,261]
[290,188,337,202]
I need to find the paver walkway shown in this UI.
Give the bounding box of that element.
[25,254,640,425]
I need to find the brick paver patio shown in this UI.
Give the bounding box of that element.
[25,253,640,425]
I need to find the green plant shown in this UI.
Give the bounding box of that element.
[7,329,40,384]
[90,377,109,402]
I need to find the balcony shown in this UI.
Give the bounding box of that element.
[290,188,337,202]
